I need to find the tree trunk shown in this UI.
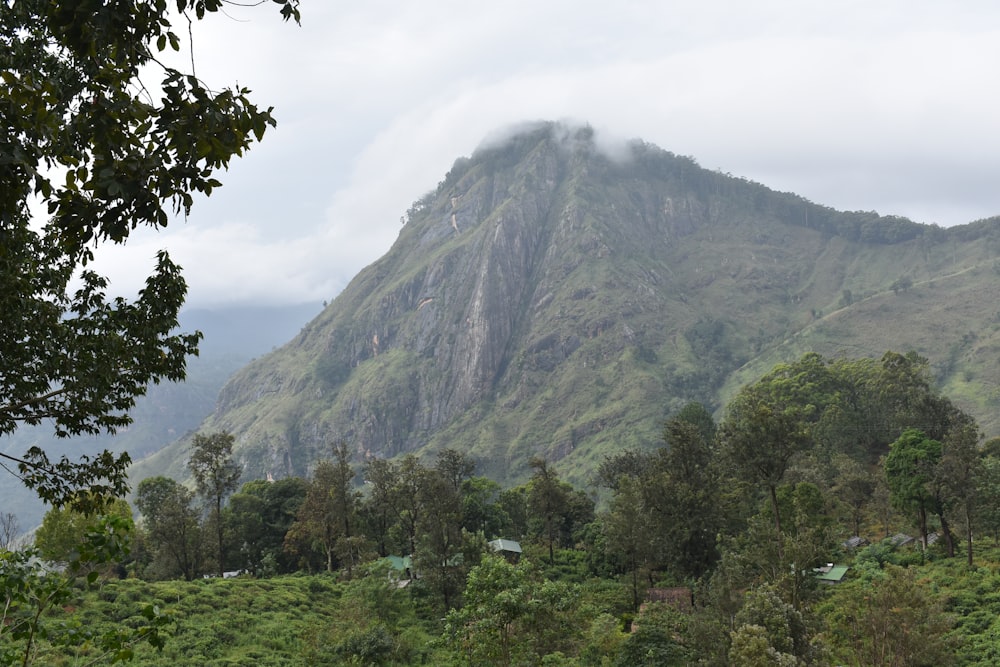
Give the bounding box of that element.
[918,506,928,549]
[631,555,640,612]
[769,485,784,561]
[547,518,555,564]
[216,497,225,578]
[938,512,955,557]
[965,505,974,567]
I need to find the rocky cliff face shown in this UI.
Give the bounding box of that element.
[153,121,1000,488]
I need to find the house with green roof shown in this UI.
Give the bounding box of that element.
[488,538,523,562]
[814,563,849,584]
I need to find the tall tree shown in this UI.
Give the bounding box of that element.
[444,555,533,667]
[527,457,570,564]
[392,455,430,557]
[831,454,877,538]
[415,468,471,611]
[135,476,201,580]
[934,411,981,565]
[497,487,529,541]
[719,387,810,560]
[285,447,361,573]
[650,417,723,579]
[976,451,1000,544]
[226,477,307,575]
[436,448,475,495]
[597,449,654,492]
[328,443,361,553]
[188,431,241,577]
[730,585,810,665]
[674,401,718,444]
[361,457,398,557]
[443,555,583,666]
[0,0,299,510]
[601,475,652,611]
[461,476,505,538]
[884,428,942,549]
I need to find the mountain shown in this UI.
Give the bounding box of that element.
[1,302,321,531]
[133,121,1000,490]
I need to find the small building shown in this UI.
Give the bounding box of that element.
[384,555,414,584]
[488,538,523,562]
[645,587,694,610]
[842,536,868,549]
[385,555,412,572]
[888,533,914,548]
[814,563,849,584]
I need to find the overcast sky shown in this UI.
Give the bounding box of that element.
[91,0,1000,309]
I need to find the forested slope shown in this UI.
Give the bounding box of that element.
[135,122,1000,490]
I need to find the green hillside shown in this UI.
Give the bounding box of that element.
[131,122,1000,491]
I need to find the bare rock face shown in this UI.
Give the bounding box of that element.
[195,121,1000,487]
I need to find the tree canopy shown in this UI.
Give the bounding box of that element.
[0,0,298,508]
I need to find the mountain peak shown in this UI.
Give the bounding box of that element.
[137,125,1000,489]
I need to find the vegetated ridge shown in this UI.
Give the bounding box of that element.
[134,121,1000,488]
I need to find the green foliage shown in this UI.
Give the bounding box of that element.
[673,401,718,444]
[135,476,202,581]
[2,516,168,665]
[526,458,595,565]
[225,477,306,576]
[885,429,943,544]
[27,348,1000,664]
[719,373,812,554]
[443,555,587,666]
[285,445,362,573]
[181,117,1000,500]
[0,0,297,507]
[414,454,476,611]
[614,602,694,666]
[733,585,809,660]
[821,564,955,666]
[35,498,133,565]
[975,455,1000,543]
[729,624,799,667]
[189,432,241,577]
[14,571,438,666]
[654,416,724,579]
[461,476,506,538]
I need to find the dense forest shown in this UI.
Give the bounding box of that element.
[6,350,1000,665]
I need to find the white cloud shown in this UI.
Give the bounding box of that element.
[77,0,1000,307]
[89,223,338,308]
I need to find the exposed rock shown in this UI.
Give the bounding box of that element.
[173,121,1000,488]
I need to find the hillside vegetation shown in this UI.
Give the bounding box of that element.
[133,122,1000,491]
[18,546,1000,666]
[11,350,1000,665]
